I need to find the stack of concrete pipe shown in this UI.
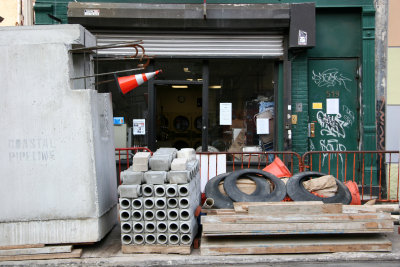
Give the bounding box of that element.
[118,148,200,246]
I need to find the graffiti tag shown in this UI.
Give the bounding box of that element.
[312,68,352,91]
[320,139,347,177]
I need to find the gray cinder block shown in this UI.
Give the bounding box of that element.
[119,210,131,221]
[177,148,196,160]
[133,234,145,245]
[121,234,132,245]
[145,234,156,244]
[154,185,166,197]
[167,170,191,184]
[121,221,132,233]
[166,184,178,197]
[168,221,179,233]
[118,184,142,198]
[131,210,143,221]
[178,184,189,197]
[167,209,179,221]
[155,209,167,221]
[149,155,172,171]
[119,198,131,210]
[121,170,144,185]
[143,197,155,209]
[132,152,151,165]
[131,197,143,209]
[171,158,188,171]
[157,221,168,233]
[143,210,155,221]
[142,184,154,197]
[145,221,156,233]
[155,197,166,209]
[157,233,168,245]
[167,198,178,209]
[132,222,144,233]
[144,171,167,184]
[168,234,180,245]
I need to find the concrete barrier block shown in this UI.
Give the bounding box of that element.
[177,148,196,160]
[118,184,142,198]
[171,158,188,171]
[167,171,190,184]
[155,148,177,158]
[149,155,171,171]
[132,152,151,165]
[144,171,167,184]
[131,164,148,172]
[121,170,144,185]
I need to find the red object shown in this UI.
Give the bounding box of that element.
[282,196,293,202]
[263,157,292,178]
[345,181,361,205]
[116,70,162,94]
[194,205,202,217]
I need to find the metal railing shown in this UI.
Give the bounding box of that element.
[302,150,399,202]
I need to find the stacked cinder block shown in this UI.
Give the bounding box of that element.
[118,148,200,247]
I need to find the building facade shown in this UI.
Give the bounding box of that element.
[34,0,384,162]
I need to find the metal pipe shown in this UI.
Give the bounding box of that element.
[166,184,178,197]
[157,221,168,233]
[178,184,189,197]
[155,197,167,209]
[168,221,179,233]
[145,234,156,245]
[132,222,144,233]
[119,198,131,210]
[144,197,155,209]
[144,210,155,221]
[119,210,131,221]
[178,197,190,209]
[133,234,145,245]
[154,185,166,197]
[132,210,143,221]
[121,222,132,233]
[121,234,132,245]
[202,198,214,209]
[167,198,178,208]
[131,198,143,209]
[167,209,179,221]
[71,67,144,80]
[157,233,168,245]
[145,221,156,233]
[155,210,167,221]
[168,234,180,245]
[142,184,154,197]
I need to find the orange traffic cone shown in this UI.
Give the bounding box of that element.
[114,70,162,95]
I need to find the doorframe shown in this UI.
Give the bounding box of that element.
[147,60,208,151]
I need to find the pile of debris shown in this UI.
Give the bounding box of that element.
[118,148,200,254]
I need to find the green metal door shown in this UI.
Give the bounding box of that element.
[308,59,359,180]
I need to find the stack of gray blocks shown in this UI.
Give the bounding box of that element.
[118,148,200,246]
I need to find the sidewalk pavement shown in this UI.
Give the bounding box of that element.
[1,224,399,267]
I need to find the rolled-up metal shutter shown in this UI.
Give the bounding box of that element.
[94,33,283,58]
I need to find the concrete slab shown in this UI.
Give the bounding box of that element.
[149,155,172,171]
[171,158,188,171]
[168,170,191,184]
[144,171,167,184]
[121,170,143,185]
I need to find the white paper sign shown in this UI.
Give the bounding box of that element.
[219,103,232,125]
[326,98,339,114]
[133,119,146,135]
[256,118,269,134]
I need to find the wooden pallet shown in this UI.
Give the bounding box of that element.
[0,244,82,261]
[201,234,392,256]
[122,244,191,255]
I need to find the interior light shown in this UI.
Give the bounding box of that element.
[186,78,193,81]
[172,85,188,89]
[209,85,222,89]
[197,79,203,82]
[183,67,190,72]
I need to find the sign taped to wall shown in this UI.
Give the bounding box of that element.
[133,119,146,135]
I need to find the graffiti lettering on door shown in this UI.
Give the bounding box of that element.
[311,68,352,92]
[316,105,355,138]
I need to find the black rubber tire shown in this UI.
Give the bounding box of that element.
[204,173,270,208]
[286,171,352,204]
[223,169,286,202]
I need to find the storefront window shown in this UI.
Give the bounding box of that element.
[208,59,275,153]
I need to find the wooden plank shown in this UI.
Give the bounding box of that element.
[201,212,392,224]
[248,203,342,215]
[202,221,394,236]
[200,235,392,255]
[201,209,237,215]
[234,201,324,213]
[0,244,45,250]
[122,245,191,255]
[0,249,82,262]
[0,245,72,256]
[343,204,399,214]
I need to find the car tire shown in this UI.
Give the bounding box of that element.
[286,171,352,204]
[223,169,286,202]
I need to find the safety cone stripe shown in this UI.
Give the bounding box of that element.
[116,70,162,95]
[142,73,148,82]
